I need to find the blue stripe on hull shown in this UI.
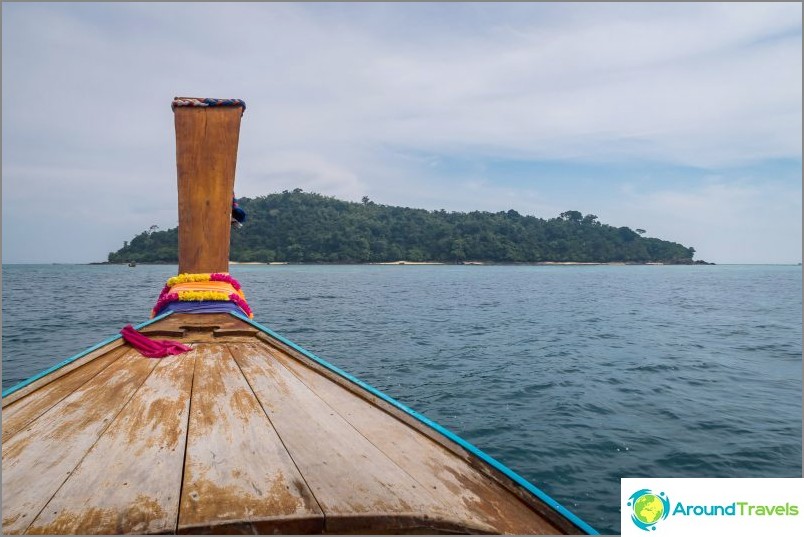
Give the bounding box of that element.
[229,311,600,535]
[1,312,174,399]
[1,309,599,534]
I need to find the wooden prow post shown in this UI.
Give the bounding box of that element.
[173,97,245,274]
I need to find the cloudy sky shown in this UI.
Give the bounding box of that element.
[3,2,801,264]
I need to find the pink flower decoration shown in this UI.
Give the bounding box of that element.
[156,285,172,302]
[152,292,179,316]
[210,273,242,290]
[229,293,253,318]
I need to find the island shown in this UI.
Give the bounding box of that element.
[108,190,710,265]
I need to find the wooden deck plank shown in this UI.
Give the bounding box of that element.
[274,349,562,535]
[1,349,158,534]
[230,342,468,534]
[138,313,258,340]
[2,346,129,443]
[177,344,323,534]
[2,340,126,408]
[23,350,197,535]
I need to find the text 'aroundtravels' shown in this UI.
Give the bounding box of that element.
[671,502,799,517]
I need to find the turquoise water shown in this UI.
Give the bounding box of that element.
[2,264,801,533]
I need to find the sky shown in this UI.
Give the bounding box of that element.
[2,2,801,264]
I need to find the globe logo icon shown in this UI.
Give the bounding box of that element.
[634,494,663,524]
[627,489,670,531]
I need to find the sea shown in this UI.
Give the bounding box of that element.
[2,263,801,534]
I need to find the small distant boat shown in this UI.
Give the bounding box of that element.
[1,98,597,535]
[128,261,136,267]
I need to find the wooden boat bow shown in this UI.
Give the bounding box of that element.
[1,98,598,535]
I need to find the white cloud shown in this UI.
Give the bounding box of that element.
[602,180,802,264]
[2,2,801,262]
[240,151,365,201]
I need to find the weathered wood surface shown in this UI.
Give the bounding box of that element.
[1,339,125,408]
[2,349,158,534]
[230,342,479,534]
[2,313,586,534]
[2,346,128,443]
[274,349,562,535]
[24,350,196,535]
[178,344,323,534]
[138,313,258,341]
[174,106,242,275]
[256,333,582,534]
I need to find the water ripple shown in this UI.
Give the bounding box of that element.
[2,263,801,534]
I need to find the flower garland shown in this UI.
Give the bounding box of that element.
[178,290,231,302]
[166,272,242,290]
[228,293,253,318]
[152,292,179,316]
[151,273,253,318]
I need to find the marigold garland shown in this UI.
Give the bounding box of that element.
[178,290,231,302]
[151,272,253,318]
[166,272,242,290]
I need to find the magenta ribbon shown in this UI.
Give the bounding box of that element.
[120,325,192,358]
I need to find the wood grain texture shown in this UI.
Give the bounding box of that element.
[1,309,583,534]
[1,350,158,534]
[229,342,464,534]
[174,107,242,275]
[2,346,129,443]
[138,313,258,343]
[178,344,323,534]
[275,349,562,535]
[2,340,125,408]
[256,331,584,534]
[24,350,196,535]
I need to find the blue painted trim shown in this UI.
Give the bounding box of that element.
[229,311,599,535]
[1,312,174,399]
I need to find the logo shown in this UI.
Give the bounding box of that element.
[622,479,804,535]
[628,489,670,531]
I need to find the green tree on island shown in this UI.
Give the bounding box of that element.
[108,190,699,264]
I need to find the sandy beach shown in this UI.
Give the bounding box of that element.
[373,261,445,265]
[229,261,289,265]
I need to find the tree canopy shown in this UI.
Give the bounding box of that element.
[108,190,697,264]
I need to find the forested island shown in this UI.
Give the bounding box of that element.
[108,190,703,264]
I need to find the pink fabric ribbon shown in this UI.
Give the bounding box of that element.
[120,325,192,358]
